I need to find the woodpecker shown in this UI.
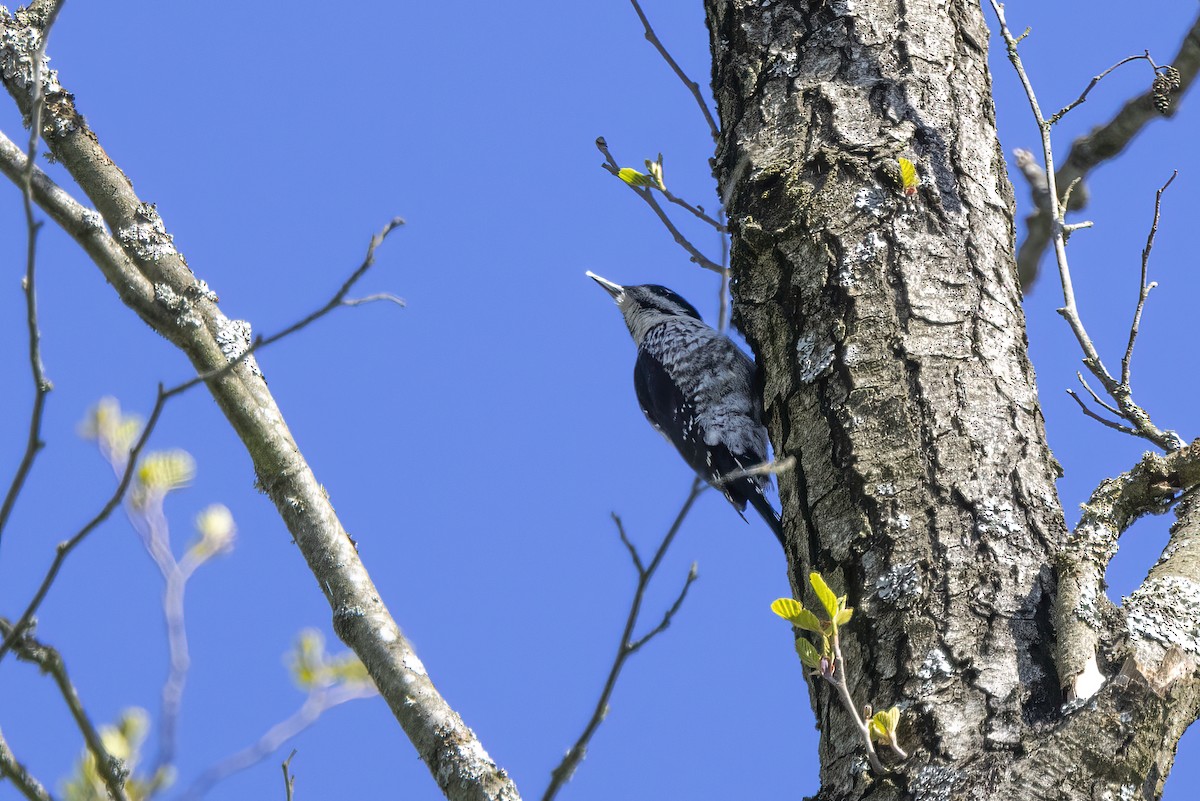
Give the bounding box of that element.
[586,272,784,545]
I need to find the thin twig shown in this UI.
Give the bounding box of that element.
[612,513,644,575]
[282,750,297,801]
[660,186,725,231]
[989,0,1182,452]
[711,456,796,487]
[542,478,704,801]
[1048,53,1153,125]
[0,727,55,801]
[178,684,376,801]
[0,621,131,801]
[829,629,886,775]
[1066,390,1137,436]
[0,0,66,555]
[595,137,723,273]
[627,0,719,142]
[170,218,406,396]
[1121,172,1176,387]
[0,385,169,665]
[1015,11,1200,286]
[1076,372,1123,419]
[627,564,697,654]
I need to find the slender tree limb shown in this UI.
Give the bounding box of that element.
[990,1,1183,452]
[659,182,724,231]
[0,727,54,801]
[1065,389,1137,437]
[1015,11,1200,287]
[626,563,697,654]
[282,750,297,801]
[627,0,719,142]
[542,479,703,801]
[595,137,723,273]
[165,217,405,398]
[0,0,63,554]
[0,11,517,799]
[828,629,886,775]
[1047,53,1155,125]
[0,621,131,801]
[1076,372,1123,419]
[0,385,168,665]
[1121,172,1175,388]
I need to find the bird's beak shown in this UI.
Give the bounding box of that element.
[586,271,625,303]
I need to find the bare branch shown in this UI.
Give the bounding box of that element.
[166,217,406,397]
[659,183,724,231]
[1,9,516,786]
[627,0,719,142]
[1015,11,1200,286]
[282,751,297,801]
[612,513,644,575]
[627,563,698,654]
[1076,372,1122,419]
[595,137,723,273]
[1048,53,1154,125]
[0,727,54,801]
[711,456,796,488]
[1121,172,1175,387]
[0,621,131,801]
[0,0,64,555]
[0,385,168,665]
[990,0,1182,452]
[1065,390,1137,437]
[542,479,704,801]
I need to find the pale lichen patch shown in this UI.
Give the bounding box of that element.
[116,202,177,261]
[796,331,835,383]
[877,561,921,607]
[1125,575,1200,654]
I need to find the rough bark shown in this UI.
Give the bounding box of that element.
[705,1,1200,799]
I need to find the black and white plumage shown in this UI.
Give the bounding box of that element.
[586,272,784,545]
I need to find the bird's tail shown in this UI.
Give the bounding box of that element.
[747,488,785,548]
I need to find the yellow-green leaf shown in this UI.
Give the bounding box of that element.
[899,157,919,196]
[618,167,656,187]
[794,608,824,634]
[810,572,839,620]
[869,716,889,742]
[884,705,900,732]
[834,607,854,627]
[869,706,900,742]
[770,597,804,621]
[795,637,822,669]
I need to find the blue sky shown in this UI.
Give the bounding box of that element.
[1,2,1197,799]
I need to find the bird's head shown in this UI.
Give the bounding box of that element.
[586,272,703,344]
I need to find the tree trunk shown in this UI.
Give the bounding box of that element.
[704,1,1199,798]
